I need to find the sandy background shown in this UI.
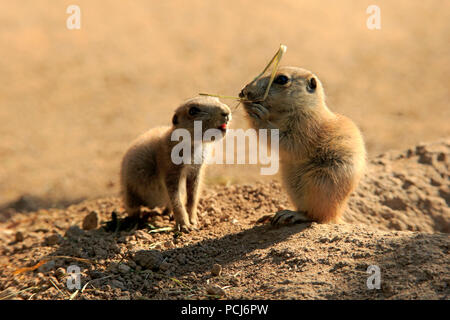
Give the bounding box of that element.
[0,0,449,209]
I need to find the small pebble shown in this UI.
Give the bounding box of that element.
[164,240,174,249]
[46,233,62,245]
[82,211,99,230]
[118,263,131,273]
[55,267,66,279]
[133,250,164,271]
[15,231,24,242]
[111,279,125,290]
[211,264,222,276]
[205,284,226,296]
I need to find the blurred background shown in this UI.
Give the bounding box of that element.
[0,0,449,213]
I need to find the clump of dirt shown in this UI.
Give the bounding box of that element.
[0,140,448,300]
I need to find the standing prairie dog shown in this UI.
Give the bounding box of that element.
[239,66,366,224]
[120,96,231,232]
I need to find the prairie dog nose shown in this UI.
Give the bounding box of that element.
[219,112,230,123]
[239,87,257,100]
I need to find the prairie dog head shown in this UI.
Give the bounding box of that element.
[172,96,231,139]
[239,66,328,115]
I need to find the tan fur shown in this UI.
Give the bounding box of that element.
[120,96,231,231]
[240,66,366,223]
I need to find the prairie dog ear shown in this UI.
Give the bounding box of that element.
[172,114,178,125]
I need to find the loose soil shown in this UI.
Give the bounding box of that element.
[0,140,448,300]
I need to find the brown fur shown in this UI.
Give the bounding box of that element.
[120,96,231,231]
[240,66,366,224]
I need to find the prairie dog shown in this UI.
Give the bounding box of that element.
[120,96,231,232]
[239,66,366,224]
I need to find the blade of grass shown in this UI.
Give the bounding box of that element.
[0,286,38,300]
[80,275,114,294]
[170,277,189,288]
[262,44,287,101]
[13,260,47,275]
[232,100,242,112]
[69,289,79,300]
[49,278,68,298]
[148,226,173,233]
[199,44,287,102]
[250,45,284,84]
[199,93,241,100]
[14,255,94,276]
[148,241,163,250]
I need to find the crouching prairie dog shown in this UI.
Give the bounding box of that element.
[120,96,231,232]
[239,66,366,225]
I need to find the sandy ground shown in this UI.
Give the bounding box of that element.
[0,1,449,209]
[0,140,448,300]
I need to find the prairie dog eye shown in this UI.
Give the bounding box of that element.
[188,106,201,116]
[273,75,289,85]
[307,77,317,92]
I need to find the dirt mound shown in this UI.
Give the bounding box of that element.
[0,140,449,300]
[346,139,449,233]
